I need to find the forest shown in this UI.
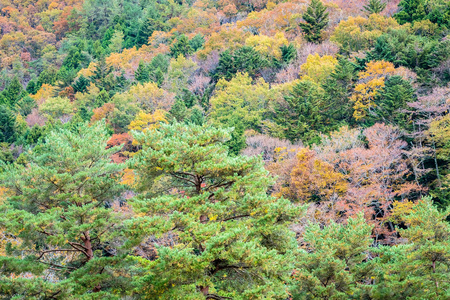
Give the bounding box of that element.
[0,0,450,298]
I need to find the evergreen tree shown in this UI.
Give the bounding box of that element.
[373,75,415,127]
[375,197,450,299]
[135,61,150,83]
[394,0,427,24]
[0,121,130,298]
[2,77,25,107]
[129,123,300,299]
[16,96,37,116]
[363,0,387,15]
[226,116,246,156]
[189,106,204,125]
[95,89,111,108]
[280,43,297,64]
[26,79,37,95]
[170,34,193,58]
[322,58,357,124]
[0,105,16,143]
[291,213,376,299]
[299,0,329,43]
[189,34,205,52]
[214,49,235,81]
[72,74,90,93]
[232,46,267,79]
[273,79,326,144]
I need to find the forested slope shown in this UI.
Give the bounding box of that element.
[0,0,450,299]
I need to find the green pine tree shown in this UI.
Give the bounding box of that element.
[135,61,150,83]
[363,0,387,15]
[291,213,376,299]
[0,121,130,298]
[170,34,193,58]
[2,76,25,108]
[0,105,16,143]
[299,0,329,43]
[273,79,326,144]
[128,123,300,299]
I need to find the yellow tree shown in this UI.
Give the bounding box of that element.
[300,53,338,84]
[350,60,396,122]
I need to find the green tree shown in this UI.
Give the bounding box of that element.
[322,57,357,125]
[2,77,25,108]
[72,74,90,93]
[300,0,329,43]
[271,79,326,144]
[373,75,415,127]
[0,121,130,298]
[135,61,150,83]
[363,0,387,15]
[128,123,300,299]
[375,197,450,299]
[291,213,376,299]
[170,34,193,58]
[189,34,205,52]
[394,0,427,24]
[0,105,16,143]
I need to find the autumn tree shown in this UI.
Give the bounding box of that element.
[300,0,329,43]
[0,121,130,298]
[128,123,300,299]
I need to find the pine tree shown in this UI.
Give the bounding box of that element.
[72,74,90,93]
[0,121,130,298]
[394,0,427,24]
[273,79,326,144]
[189,34,205,52]
[299,0,329,43]
[0,105,16,143]
[135,61,150,83]
[280,43,297,64]
[128,123,300,299]
[374,75,415,127]
[226,115,246,155]
[214,49,235,81]
[291,213,376,299]
[170,34,193,58]
[322,58,357,124]
[363,0,387,15]
[375,197,450,298]
[2,76,25,107]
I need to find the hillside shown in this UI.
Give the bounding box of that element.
[1,0,450,299]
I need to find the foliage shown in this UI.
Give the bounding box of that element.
[300,0,329,43]
[0,121,129,298]
[129,123,301,299]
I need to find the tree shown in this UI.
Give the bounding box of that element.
[170,34,193,58]
[0,105,16,143]
[128,123,300,299]
[299,0,329,43]
[189,34,205,52]
[322,57,357,124]
[2,77,25,108]
[209,73,271,130]
[0,121,130,298]
[394,0,427,25]
[135,61,150,83]
[363,0,387,15]
[291,213,376,299]
[375,197,450,298]
[72,75,90,93]
[109,30,124,53]
[270,78,326,144]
